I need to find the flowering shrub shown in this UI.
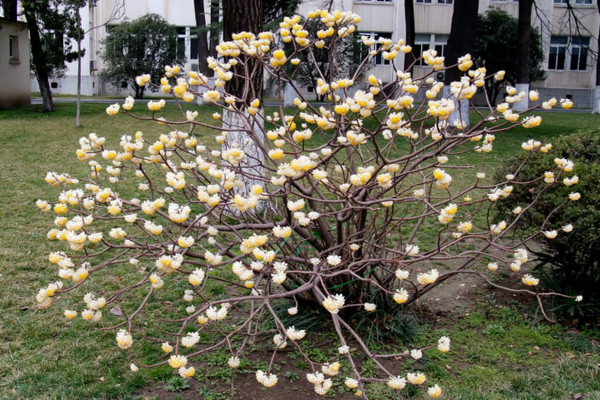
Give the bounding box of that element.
[35,9,580,399]
[495,130,600,321]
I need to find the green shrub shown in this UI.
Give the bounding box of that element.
[496,130,600,321]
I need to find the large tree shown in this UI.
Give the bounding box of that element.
[404,0,416,71]
[473,9,543,105]
[220,0,265,200]
[443,0,479,127]
[444,0,479,84]
[72,0,124,127]
[194,0,300,78]
[1,0,17,20]
[22,0,83,112]
[193,0,213,76]
[101,14,181,98]
[222,0,263,103]
[513,0,534,112]
[596,2,600,113]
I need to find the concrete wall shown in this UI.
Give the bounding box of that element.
[30,0,600,99]
[0,19,30,108]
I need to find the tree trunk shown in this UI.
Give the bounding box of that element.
[76,6,82,127]
[593,1,600,113]
[209,0,220,71]
[223,0,263,103]
[513,0,533,112]
[403,0,415,72]
[24,6,55,112]
[1,0,17,20]
[194,0,210,75]
[444,0,478,127]
[222,0,265,203]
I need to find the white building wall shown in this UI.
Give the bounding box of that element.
[0,19,30,107]
[35,0,212,96]
[31,0,600,105]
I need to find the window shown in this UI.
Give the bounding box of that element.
[412,33,448,66]
[176,27,187,61]
[9,35,19,63]
[176,27,198,61]
[570,37,589,70]
[190,34,198,60]
[416,0,453,4]
[554,0,592,4]
[374,32,393,65]
[549,36,589,70]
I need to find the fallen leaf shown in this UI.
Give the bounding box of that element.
[110,306,122,317]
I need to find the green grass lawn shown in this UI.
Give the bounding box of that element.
[0,103,598,399]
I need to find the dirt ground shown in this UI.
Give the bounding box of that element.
[135,273,531,400]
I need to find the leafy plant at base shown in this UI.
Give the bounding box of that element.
[165,375,190,392]
[495,130,600,322]
[34,8,580,400]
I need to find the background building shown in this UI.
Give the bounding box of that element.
[0,17,30,108]
[24,0,600,106]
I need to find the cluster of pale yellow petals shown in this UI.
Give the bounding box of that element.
[45,171,79,187]
[222,147,245,166]
[350,166,374,187]
[278,15,309,46]
[147,99,166,111]
[438,203,458,224]
[417,269,439,285]
[155,253,183,273]
[521,139,547,152]
[256,370,278,388]
[397,72,419,94]
[468,67,486,87]
[522,115,542,129]
[316,78,330,97]
[270,49,287,67]
[76,132,106,160]
[35,281,63,308]
[306,9,361,28]
[387,95,414,111]
[428,98,455,120]
[422,48,445,70]
[216,31,273,59]
[135,74,150,87]
[426,80,444,99]
[232,193,260,212]
[450,77,476,100]
[433,168,453,190]
[457,53,473,71]
[188,70,208,86]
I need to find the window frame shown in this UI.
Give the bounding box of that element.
[548,35,589,71]
[554,0,593,5]
[9,35,20,64]
[413,33,448,66]
[415,0,454,4]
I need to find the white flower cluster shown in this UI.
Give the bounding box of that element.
[322,294,345,314]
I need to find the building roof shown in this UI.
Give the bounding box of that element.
[0,17,27,27]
